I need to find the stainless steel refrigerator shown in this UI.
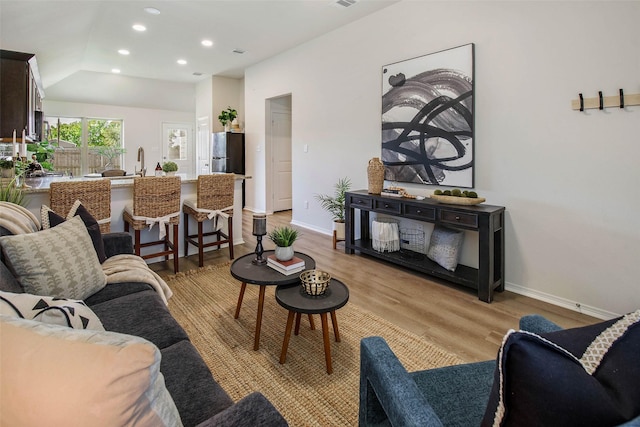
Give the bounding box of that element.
[211,131,245,205]
[211,132,245,174]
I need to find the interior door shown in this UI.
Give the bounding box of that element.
[272,110,292,212]
[162,122,193,175]
[196,118,210,175]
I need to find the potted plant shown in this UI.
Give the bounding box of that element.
[267,226,298,261]
[0,159,14,178]
[162,161,178,176]
[315,177,352,240]
[218,107,238,131]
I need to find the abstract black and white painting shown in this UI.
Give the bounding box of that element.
[382,44,474,188]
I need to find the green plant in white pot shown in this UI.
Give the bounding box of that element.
[267,226,298,261]
[162,161,178,176]
[0,159,14,179]
[315,177,351,240]
[218,107,238,131]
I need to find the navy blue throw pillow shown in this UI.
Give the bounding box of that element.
[481,310,640,427]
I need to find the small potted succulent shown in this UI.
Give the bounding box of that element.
[162,161,178,176]
[267,226,298,261]
[0,158,14,178]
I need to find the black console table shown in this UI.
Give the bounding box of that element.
[345,190,505,303]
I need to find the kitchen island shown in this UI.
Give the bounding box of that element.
[17,173,248,261]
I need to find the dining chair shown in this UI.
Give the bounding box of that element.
[123,176,181,273]
[183,173,235,267]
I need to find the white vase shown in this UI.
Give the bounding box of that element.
[274,245,294,262]
[333,221,345,240]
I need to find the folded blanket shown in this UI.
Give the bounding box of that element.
[0,202,40,235]
[102,254,173,304]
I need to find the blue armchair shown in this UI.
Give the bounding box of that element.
[359,314,640,427]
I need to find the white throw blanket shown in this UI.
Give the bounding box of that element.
[0,202,40,235]
[101,254,173,305]
[372,220,400,253]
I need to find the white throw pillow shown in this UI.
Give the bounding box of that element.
[0,315,183,427]
[0,290,104,330]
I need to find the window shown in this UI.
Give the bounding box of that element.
[45,116,124,176]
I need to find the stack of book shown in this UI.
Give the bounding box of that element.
[267,255,305,275]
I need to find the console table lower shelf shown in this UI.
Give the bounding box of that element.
[349,239,480,290]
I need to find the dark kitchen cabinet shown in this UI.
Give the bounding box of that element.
[0,50,44,141]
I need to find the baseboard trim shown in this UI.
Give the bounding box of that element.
[505,281,618,320]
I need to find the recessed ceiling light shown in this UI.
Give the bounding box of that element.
[144,7,161,15]
[232,48,245,54]
[118,49,130,55]
[177,59,187,65]
[111,68,121,74]
[132,24,146,32]
[201,39,213,47]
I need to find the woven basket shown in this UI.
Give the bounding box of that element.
[300,270,331,296]
[367,157,384,194]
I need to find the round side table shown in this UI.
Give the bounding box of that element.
[230,250,315,350]
[275,278,349,374]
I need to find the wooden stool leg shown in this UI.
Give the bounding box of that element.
[198,220,204,267]
[308,314,316,330]
[173,223,179,274]
[320,312,333,374]
[333,230,337,250]
[330,310,340,342]
[294,312,302,335]
[183,212,189,258]
[234,282,247,319]
[253,285,266,351]
[134,229,141,256]
[279,311,296,364]
[228,216,234,260]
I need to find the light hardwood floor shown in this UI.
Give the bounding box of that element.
[152,210,599,363]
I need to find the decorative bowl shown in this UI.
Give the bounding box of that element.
[300,270,331,296]
[429,194,486,205]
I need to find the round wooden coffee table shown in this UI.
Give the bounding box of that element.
[275,278,349,374]
[230,250,315,350]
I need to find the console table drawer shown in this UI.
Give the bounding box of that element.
[403,203,436,221]
[440,210,478,228]
[374,199,401,214]
[349,195,373,209]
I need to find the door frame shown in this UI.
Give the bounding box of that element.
[265,94,292,214]
[161,122,194,175]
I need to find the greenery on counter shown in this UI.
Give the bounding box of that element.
[162,161,178,173]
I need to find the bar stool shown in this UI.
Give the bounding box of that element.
[123,176,181,273]
[49,179,111,233]
[183,173,235,267]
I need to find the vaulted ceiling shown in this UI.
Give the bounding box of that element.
[0,0,397,89]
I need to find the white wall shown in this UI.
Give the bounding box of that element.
[43,100,195,174]
[212,76,245,132]
[244,1,640,317]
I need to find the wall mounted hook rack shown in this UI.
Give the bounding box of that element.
[572,89,640,111]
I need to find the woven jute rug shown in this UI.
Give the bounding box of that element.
[166,264,463,426]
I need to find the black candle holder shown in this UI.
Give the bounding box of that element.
[252,234,267,265]
[252,214,267,266]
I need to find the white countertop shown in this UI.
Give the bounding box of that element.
[20,173,249,194]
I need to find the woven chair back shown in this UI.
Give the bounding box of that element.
[197,174,234,211]
[132,176,181,218]
[49,179,111,233]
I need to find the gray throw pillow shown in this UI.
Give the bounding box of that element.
[0,216,107,300]
[427,225,465,271]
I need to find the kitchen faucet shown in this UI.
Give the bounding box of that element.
[136,146,146,176]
